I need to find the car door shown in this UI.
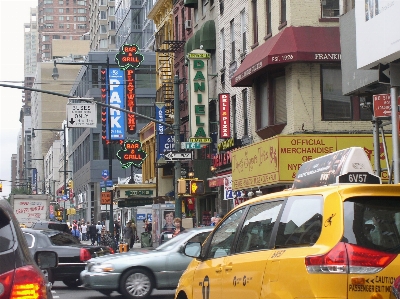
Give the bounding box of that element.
[165,231,211,286]
[223,200,284,299]
[192,209,245,299]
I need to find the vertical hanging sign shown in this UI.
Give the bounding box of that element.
[107,68,125,141]
[101,69,107,142]
[188,49,211,143]
[219,93,231,139]
[125,69,136,134]
[155,102,166,135]
[115,44,144,137]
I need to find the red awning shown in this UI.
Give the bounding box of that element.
[231,26,341,87]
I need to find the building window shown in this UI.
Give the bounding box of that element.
[240,9,246,53]
[280,0,286,24]
[220,28,225,68]
[181,8,185,40]
[109,21,115,30]
[99,39,108,48]
[44,16,54,21]
[220,0,224,15]
[202,0,207,16]
[53,35,60,39]
[321,0,339,18]
[266,0,271,35]
[230,19,235,61]
[100,0,106,5]
[77,8,86,13]
[59,0,63,4]
[44,8,53,13]
[252,0,258,44]
[100,25,107,33]
[255,74,286,129]
[321,66,352,121]
[77,24,86,29]
[58,8,63,13]
[232,95,237,138]
[100,11,107,20]
[242,88,248,136]
[59,16,64,21]
[175,15,179,40]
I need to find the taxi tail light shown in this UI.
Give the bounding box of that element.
[80,248,92,262]
[9,265,47,299]
[305,242,396,274]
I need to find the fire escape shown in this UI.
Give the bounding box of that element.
[155,24,185,123]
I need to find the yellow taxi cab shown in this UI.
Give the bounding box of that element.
[19,223,27,228]
[176,147,400,299]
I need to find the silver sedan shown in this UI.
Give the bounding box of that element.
[80,227,212,298]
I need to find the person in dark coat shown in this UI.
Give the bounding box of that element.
[88,222,97,245]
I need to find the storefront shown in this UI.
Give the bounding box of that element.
[232,134,393,194]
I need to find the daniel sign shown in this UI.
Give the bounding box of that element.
[67,102,97,128]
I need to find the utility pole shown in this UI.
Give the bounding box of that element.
[174,75,182,219]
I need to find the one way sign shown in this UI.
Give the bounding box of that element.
[67,102,97,128]
[164,151,193,161]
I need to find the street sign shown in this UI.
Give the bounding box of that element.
[188,137,212,143]
[101,192,111,205]
[67,103,97,128]
[106,180,113,187]
[118,198,153,207]
[181,142,201,150]
[373,94,400,118]
[101,169,109,180]
[164,151,193,161]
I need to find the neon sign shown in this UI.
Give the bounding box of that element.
[116,140,147,169]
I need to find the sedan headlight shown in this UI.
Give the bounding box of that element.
[91,263,114,273]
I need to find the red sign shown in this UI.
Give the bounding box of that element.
[373,94,400,118]
[125,69,136,134]
[219,93,230,138]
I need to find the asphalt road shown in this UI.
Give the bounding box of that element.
[51,281,176,299]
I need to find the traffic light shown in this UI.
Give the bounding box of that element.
[68,180,73,189]
[0,182,2,192]
[190,180,205,195]
[177,179,187,194]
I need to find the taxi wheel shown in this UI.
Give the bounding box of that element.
[120,269,154,299]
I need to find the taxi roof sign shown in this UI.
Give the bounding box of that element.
[292,147,381,189]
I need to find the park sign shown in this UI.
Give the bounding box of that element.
[116,140,147,169]
[188,49,211,143]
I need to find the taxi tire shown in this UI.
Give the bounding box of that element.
[120,268,154,299]
[62,278,81,288]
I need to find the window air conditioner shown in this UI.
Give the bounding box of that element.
[185,20,192,30]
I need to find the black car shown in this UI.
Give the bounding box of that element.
[31,221,70,233]
[0,199,58,299]
[22,228,114,287]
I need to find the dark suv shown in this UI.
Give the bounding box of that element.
[32,221,70,233]
[0,199,58,299]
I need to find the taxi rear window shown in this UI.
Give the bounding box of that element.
[343,196,400,253]
[0,209,14,252]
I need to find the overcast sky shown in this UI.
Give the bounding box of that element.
[0,0,37,196]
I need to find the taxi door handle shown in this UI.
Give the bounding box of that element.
[225,263,233,272]
[215,264,222,273]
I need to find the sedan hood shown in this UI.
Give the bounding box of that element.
[87,248,164,263]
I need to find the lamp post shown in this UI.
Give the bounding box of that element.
[29,156,45,194]
[32,125,67,221]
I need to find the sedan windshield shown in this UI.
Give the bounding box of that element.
[155,230,192,251]
[42,231,80,246]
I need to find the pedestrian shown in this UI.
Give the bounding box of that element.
[130,220,137,248]
[114,219,121,245]
[210,217,216,226]
[71,225,81,240]
[172,218,185,237]
[214,214,223,226]
[96,221,103,245]
[88,222,97,245]
[123,221,133,248]
[81,221,87,242]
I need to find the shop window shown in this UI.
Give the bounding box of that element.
[321,0,339,18]
[321,66,352,121]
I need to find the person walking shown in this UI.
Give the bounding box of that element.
[81,222,87,242]
[130,220,137,248]
[88,222,97,245]
[96,221,103,246]
[172,218,185,237]
[123,221,133,249]
[114,219,121,245]
[71,225,81,241]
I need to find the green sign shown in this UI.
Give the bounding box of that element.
[125,190,153,197]
[118,198,153,207]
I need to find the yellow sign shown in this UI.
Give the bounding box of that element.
[188,53,211,59]
[189,137,212,143]
[232,134,392,190]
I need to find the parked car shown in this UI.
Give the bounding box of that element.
[176,148,400,299]
[31,220,70,233]
[22,227,114,287]
[81,227,213,298]
[0,199,58,299]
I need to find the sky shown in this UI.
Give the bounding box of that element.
[0,0,37,196]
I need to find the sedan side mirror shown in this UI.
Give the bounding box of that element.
[184,242,201,258]
[34,251,58,269]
